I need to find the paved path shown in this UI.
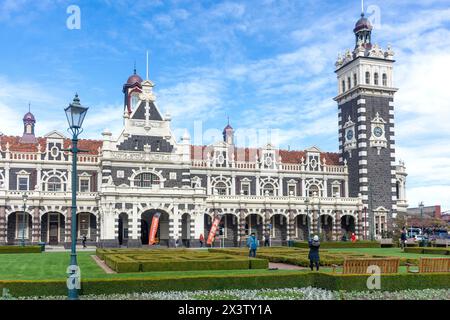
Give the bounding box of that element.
[269,262,306,270]
[91,255,116,274]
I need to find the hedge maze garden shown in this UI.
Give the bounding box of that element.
[97,249,269,273]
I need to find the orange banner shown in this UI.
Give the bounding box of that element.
[149,212,161,245]
[207,214,222,246]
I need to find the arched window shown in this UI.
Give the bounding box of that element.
[214,182,228,195]
[365,72,371,85]
[342,80,346,93]
[308,184,320,197]
[135,173,160,188]
[47,176,62,192]
[263,183,275,196]
[374,73,379,85]
[353,74,357,87]
[347,77,351,90]
[382,73,387,86]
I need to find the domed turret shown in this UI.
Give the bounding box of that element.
[353,13,372,49]
[20,105,37,144]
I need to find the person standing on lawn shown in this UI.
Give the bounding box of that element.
[264,231,270,247]
[199,234,204,248]
[308,235,320,271]
[400,227,407,249]
[247,232,259,258]
[82,235,87,249]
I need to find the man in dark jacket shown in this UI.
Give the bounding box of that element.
[308,235,320,271]
[400,227,407,249]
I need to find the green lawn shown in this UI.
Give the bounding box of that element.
[325,247,448,259]
[0,251,297,281]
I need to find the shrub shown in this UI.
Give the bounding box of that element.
[403,248,424,254]
[249,258,269,270]
[140,259,251,273]
[293,241,381,249]
[0,246,41,254]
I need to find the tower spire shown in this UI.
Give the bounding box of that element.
[146,50,149,80]
[361,0,364,15]
[133,61,137,75]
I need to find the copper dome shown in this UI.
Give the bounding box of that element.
[23,112,36,122]
[354,14,373,33]
[127,73,143,86]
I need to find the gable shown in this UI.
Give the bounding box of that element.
[131,101,163,121]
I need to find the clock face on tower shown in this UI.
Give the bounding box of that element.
[374,126,383,138]
[346,129,354,141]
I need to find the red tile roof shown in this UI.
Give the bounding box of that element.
[0,135,102,155]
[191,145,341,165]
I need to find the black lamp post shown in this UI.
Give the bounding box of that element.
[64,94,88,300]
[21,194,28,247]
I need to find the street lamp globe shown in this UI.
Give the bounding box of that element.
[64,94,88,133]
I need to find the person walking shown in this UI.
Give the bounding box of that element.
[400,227,407,249]
[247,232,259,258]
[264,231,270,247]
[82,235,87,249]
[308,235,320,271]
[199,234,204,248]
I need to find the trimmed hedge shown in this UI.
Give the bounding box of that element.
[0,272,449,298]
[293,241,381,249]
[404,248,449,255]
[0,246,41,254]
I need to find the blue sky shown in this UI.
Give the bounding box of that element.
[0,0,449,210]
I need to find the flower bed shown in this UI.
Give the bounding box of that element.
[4,287,449,300]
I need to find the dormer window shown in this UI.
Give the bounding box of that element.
[365,72,371,84]
[374,73,379,85]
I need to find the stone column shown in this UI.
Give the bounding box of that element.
[333,211,341,241]
[264,210,271,240]
[32,206,40,244]
[310,209,318,236]
[0,206,6,244]
[287,210,295,241]
[238,209,246,247]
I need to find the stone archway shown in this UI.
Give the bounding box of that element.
[181,213,192,247]
[41,212,65,245]
[118,213,129,246]
[77,212,98,243]
[245,214,264,241]
[141,210,170,246]
[218,214,238,247]
[270,214,288,246]
[319,215,333,241]
[294,214,310,241]
[341,215,356,241]
[7,212,32,245]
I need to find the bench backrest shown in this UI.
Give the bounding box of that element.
[342,258,400,274]
[419,258,450,273]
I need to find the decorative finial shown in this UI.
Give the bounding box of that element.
[28,102,31,113]
[361,0,365,16]
[227,115,230,126]
[133,61,137,75]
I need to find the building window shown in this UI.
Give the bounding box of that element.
[79,178,90,193]
[131,94,140,111]
[347,77,351,90]
[353,74,357,87]
[18,176,29,191]
[332,185,341,197]
[78,213,90,237]
[47,176,62,192]
[214,182,228,195]
[308,184,320,197]
[263,183,275,196]
[374,73,379,85]
[135,173,160,188]
[365,72,371,84]
[342,80,346,93]
[288,184,296,196]
[241,182,250,195]
[382,73,387,86]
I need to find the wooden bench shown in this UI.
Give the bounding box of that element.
[332,258,400,274]
[406,257,450,273]
[434,239,449,248]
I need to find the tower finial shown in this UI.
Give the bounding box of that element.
[227,115,230,126]
[146,50,149,80]
[361,0,364,16]
[134,61,137,75]
[28,102,31,113]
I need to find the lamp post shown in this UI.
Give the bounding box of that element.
[419,201,424,232]
[21,194,28,247]
[64,94,88,300]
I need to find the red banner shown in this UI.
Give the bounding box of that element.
[149,212,161,245]
[207,214,222,246]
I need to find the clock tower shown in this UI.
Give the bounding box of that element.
[334,12,398,238]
